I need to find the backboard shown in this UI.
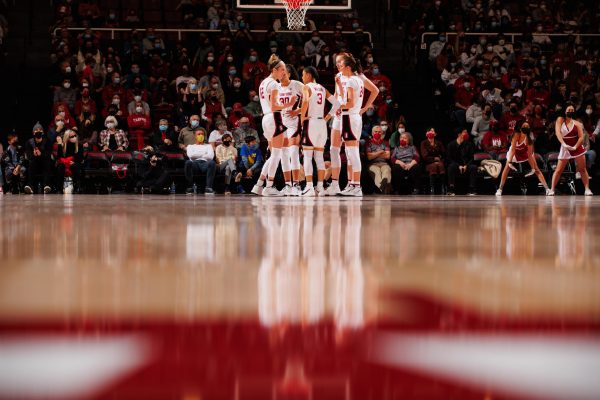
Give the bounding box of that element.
[235,0,352,11]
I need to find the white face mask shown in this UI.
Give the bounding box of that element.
[59,111,66,118]
[136,106,143,113]
[586,109,593,116]
[381,125,388,132]
[398,128,405,133]
[112,99,120,105]
[367,57,374,64]
[65,66,71,73]
[212,83,219,89]
[227,56,233,62]
[207,56,214,62]
[106,122,115,129]
[63,82,71,89]
[134,95,142,102]
[253,95,259,102]
[233,82,241,88]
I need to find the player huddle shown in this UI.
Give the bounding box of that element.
[252,52,379,197]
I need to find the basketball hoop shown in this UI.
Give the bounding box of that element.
[281,0,312,30]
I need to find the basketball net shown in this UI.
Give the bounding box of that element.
[282,0,311,30]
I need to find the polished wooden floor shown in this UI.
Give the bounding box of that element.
[0,195,599,400]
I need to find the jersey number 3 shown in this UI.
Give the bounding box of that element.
[316,92,323,105]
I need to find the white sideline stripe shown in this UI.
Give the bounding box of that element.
[0,335,151,399]
[370,333,600,400]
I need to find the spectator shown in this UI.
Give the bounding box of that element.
[201,90,227,125]
[311,45,335,85]
[136,152,172,194]
[54,77,77,111]
[2,134,26,194]
[51,103,77,130]
[127,102,152,150]
[24,122,54,194]
[466,96,483,125]
[228,103,254,129]
[55,128,83,194]
[202,76,225,104]
[99,116,129,152]
[429,33,447,61]
[526,78,550,107]
[446,128,477,196]
[74,88,97,118]
[124,63,149,90]
[499,100,526,136]
[367,63,392,94]
[453,75,476,127]
[184,130,216,195]
[215,132,239,194]
[209,120,231,149]
[493,34,513,61]
[244,90,262,119]
[481,119,509,159]
[224,77,248,108]
[391,132,421,195]
[178,115,203,151]
[420,128,446,194]
[233,117,259,150]
[142,28,164,55]
[471,103,495,145]
[362,107,381,141]
[102,93,128,122]
[127,88,151,116]
[366,125,392,193]
[389,120,408,149]
[304,31,326,63]
[240,135,263,183]
[102,72,127,109]
[242,49,268,91]
[154,119,179,152]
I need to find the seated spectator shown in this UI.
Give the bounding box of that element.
[48,114,68,143]
[2,134,26,194]
[362,107,381,142]
[224,77,248,108]
[446,128,477,196]
[51,103,76,130]
[481,120,509,160]
[366,63,392,94]
[102,93,128,121]
[240,135,263,182]
[0,143,3,194]
[233,117,259,150]
[142,28,165,56]
[55,128,83,194]
[466,97,483,126]
[391,132,421,195]
[215,133,239,194]
[453,76,475,127]
[154,119,179,153]
[178,115,203,151]
[74,88,97,118]
[304,31,326,64]
[127,103,152,150]
[228,103,254,129]
[102,72,127,109]
[184,130,216,195]
[420,128,446,194]
[389,121,408,149]
[136,152,172,194]
[202,90,227,125]
[209,120,231,149]
[366,125,391,194]
[24,122,54,194]
[54,77,77,111]
[244,90,262,119]
[500,100,526,136]
[242,50,268,91]
[99,116,129,152]
[526,78,550,107]
[127,88,150,115]
[471,103,495,146]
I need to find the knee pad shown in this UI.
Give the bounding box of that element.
[303,149,314,177]
[347,146,362,173]
[289,145,301,170]
[280,147,291,172]
[314,151,325,170]
[330,146,341,169]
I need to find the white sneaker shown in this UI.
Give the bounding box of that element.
[546,189,555,196]
[281,185,294,196]
[340,185,355,196]
[495,188,502,196]
[320,183,341,196]
[576,172,582,180]
[345,185,363,197]
[315,185,324,195]
[43,186,52,194]
[262,187,284,197]
[585,188,593,196]
[302,187,316,197]
[292,184,302,196]
[251,185,263,195]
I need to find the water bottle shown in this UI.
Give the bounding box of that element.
[170,182,176,194]
[192,183,197,194]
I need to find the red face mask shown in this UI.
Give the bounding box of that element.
[426,131,435,140]
[372,132,382,143]
[399,138,408,147]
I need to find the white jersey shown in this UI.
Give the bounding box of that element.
[345,75,364,114]
[258,76,280,115]
[278,80,304,125]
[305,82,327,119]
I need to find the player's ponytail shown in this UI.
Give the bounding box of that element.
[268,54,282,71]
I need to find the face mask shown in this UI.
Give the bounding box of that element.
[480,39,487,46]
[253,95,259,102]
[82,82,89,88]
[312,37,320,42]
[492,62,500,67]
[372,68,379,75]
[336,24,343,30]
[59,111,66,118]
[399,138,408,146]
[240,123,249,129]
[159,124,168,131]
[107,67,113,73]
[223,140,232,146]
[386,99,392,104]
[191,120,200,128]
[249,55,257,62]
[491,22,498,28]
[352,23,359,29]
[471,48,477,54]
[56,120,64,128]
[134,95,142,102]
[372,132,382,142]
[239,22,246,29]
[212,83,219,89]
[458,70,465,77]
[487,46,493,52]
[381,125,388,132]
[477,60,484,67]
[227,56,234,62]
[233,82,241,88]
[136,106,143,113]
[155,43,161,49]
[132,67,140,74]
[207,56,214,62]
[586,109,593,116]
[112,99,120,105]
[196,134,204,143]
[537,26,543,32]
[510,106,518,113]
[366,110,374,116]
[566,111,576,118]
[398,128,405,133]
[270,47,278,53]
[65,66,71,73]
[449,24,456,30]
[439,36,446,42]
[464,82,471,89]
[229,69,237,76]
[190,84,198,91]
[521,126,531,134]
[106,122,115,129]
[63,82,71,89]
[113,78,120,84]
[367,57,374,64]
[498,39,505,46]
[34,132,43,138]
[426,131,435,139]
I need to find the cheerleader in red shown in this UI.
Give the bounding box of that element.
[549,103,593,196]
[496,121,550,195]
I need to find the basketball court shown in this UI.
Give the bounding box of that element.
[0,195,599,399]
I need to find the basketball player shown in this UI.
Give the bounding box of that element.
[279,65,305,196]
[299,66,341,196]
[251,55,294,196]
[322,53,379,196]
[549,103,593,196]
[496,121,551,196]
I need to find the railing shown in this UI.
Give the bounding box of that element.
[55,27,372,45]
[421,31,600,48]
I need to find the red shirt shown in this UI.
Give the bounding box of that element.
[499,112,525,135]
[454,87,475,108]
[481,130,509,154]
[525,88,550,107]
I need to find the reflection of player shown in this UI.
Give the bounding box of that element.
[553,200,589,268]
[299,66,340,197]
[278,65,305,196]
[252,55,294,197]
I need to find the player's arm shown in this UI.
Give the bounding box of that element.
[270,88,293,111]
[360,75,380,115]
[300,85,311,123]
[574,121,584,150]
[554,117,568,147]
[342,87,355,111]
[506,134,518,170]
[325,89,341,122]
